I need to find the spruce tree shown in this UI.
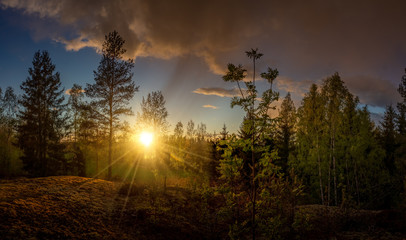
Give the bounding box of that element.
[86,31,138,180]
[276,92,296,173]
[17,50,67,177]
[380,105,397,175]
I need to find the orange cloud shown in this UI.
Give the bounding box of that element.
[203,104,218,109]
[65,88,85,95]
[193,87,243,97]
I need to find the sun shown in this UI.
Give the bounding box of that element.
[139,131,154,147]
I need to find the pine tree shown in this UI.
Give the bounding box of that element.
[276,92,296,173]
[86,31,138,180]
[380,105,397,175]
[17,50,67,177]
[220,123,228,140]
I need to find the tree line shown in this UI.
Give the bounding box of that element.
[0,31,405,238]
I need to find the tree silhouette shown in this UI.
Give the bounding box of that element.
[136,91,169,136]
[86,30,138,180]
[17,50,67,177]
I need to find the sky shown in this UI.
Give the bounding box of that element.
[0,0,406,134]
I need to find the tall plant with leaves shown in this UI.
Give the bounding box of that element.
[321,72,349,206]
[219,48,281,239]
[293,83,327,204]
[0,87,19,177]
[86,30,139,180]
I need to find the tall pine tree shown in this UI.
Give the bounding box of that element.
[17,50,67,177]
[86,31,138,180]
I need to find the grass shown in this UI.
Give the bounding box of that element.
[0,176,405,239]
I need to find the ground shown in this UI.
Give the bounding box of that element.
[0,176,405,239]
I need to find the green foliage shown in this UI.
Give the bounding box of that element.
[291,73,391,209]
[136,91,169,135]
[17,50,67,177]
[0,87,22,177]
[217,48,305,239]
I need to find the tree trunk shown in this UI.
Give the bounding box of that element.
[251,58,256,240]
[108,118,112,180]
[333,128,337,206]
[317,136,324,205]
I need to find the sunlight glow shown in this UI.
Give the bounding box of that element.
[139,131,154,147]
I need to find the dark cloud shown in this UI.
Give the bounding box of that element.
[2,0,406,107]
[193,87,241,97]
[275,76,315,97]
[344,75,401,108]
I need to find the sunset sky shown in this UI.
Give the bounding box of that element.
[1,0,405,133]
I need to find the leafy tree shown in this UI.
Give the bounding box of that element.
[86,30,138,180]
[196,122,207,141]
[293,84,327,204]
[321,72,349,206]
[0,87,20,177]
[186,120,195,140]
[220,48,286,239]
[174,121,184,138]
[17,50,67,177]
[136,91,169,136]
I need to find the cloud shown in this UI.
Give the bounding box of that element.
[65,88,85,95]
[203,104,218,109]
[2,0,406,109]
[193,87,243,98]
[275,76,315,97]
[343,75,401,108]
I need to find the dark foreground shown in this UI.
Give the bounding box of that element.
[0,176,405,239]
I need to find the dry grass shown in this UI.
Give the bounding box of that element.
[1,177,405,239]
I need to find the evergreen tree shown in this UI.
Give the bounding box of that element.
[276,92,296,173]
[220,123,228,140]
[396,68,406,176]
[86,30,138,180]
[380,105,397,175]
[17,50,67,177]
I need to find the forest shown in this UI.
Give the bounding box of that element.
[1,31,406,239]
